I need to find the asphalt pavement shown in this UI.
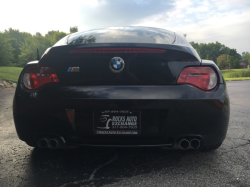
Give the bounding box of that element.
[0,81,250,187]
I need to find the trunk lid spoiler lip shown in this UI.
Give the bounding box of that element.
[39,43,201,64]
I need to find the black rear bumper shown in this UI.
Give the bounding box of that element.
[13,83,230,148]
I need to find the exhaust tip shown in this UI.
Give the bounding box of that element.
[48,139,59,149]
[179,139,190,150]
[38,138,49,148]
[190,139,201,149]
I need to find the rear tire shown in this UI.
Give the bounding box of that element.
[201,142,222,151]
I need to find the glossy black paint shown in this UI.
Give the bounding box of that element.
[67,27,176,45]
[13,83,229,147]
[13,27,229,149]
[41,43,201,63]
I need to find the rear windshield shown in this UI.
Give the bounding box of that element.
[67,27,175,45]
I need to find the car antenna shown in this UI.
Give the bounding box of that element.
[37,48,40,60]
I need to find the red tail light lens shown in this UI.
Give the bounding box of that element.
[23,67,59,89]
[69,48,166,53]
[177,67,217,90]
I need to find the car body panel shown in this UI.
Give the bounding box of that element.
[13,27,230,149]
[14,83,229,148]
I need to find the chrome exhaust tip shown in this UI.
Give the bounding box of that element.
[38,138,49,148]
[179,139,190,150]
[48,139,60,149]
[190,139,201,149]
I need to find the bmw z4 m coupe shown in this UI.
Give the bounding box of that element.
[13,27,230,151]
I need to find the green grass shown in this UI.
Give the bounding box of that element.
[0,66,23,83]
[221,69,250,78]
[223,77,250,81]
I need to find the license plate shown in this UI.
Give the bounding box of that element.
[94,110,141,135]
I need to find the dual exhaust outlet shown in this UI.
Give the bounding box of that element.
[38,137,200,150]
[179,138,201,150]
[38,137,64,149]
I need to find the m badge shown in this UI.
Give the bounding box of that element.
[67,67,80,72]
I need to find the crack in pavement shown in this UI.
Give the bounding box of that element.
[60,153,118,187]
[227,137,250,142]
[221,141,250,154]
[88,153,118,180]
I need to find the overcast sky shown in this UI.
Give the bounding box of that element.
[1,0,250,54]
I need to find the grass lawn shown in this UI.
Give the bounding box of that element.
[221,69,250,78]
[0,66,23,83]
[224,77,250,81]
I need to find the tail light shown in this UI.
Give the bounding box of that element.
[177,66,217,90]
[69,48,166,53]
[23,67,59,89]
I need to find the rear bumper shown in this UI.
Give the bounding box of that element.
[13,83,230,148]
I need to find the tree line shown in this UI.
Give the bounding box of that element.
[0,27,78,67]
[190,41,250,69]
[0,28,249,68]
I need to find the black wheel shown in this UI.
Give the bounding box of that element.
[201,142,222,151]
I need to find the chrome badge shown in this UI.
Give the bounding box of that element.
[110,57,125,73]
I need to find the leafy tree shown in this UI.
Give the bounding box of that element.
[4,28,31,43]
[226,55,240,69]
[242,52,250,65]
[70,26,78,33]
[0,28,70,67]
[45,30,67,45]
[242,52,249,60]
[190,41,240,64]
[18,33,51,66]
[0,33,13,66]
[229,49,241,60]
[246,54,250,65]
[3,28,32,64]
[216,54,240,69]
[217,54,228,69]
[6,38,20,64]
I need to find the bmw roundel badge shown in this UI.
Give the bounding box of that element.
[110,57,125,73]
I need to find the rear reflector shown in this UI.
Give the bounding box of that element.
[177,66,217,90]
[23,67,59,89]
[69,48,166,53]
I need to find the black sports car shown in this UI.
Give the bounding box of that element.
[13,27,230,151]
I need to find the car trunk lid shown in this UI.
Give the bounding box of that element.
[38,44,201,85]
